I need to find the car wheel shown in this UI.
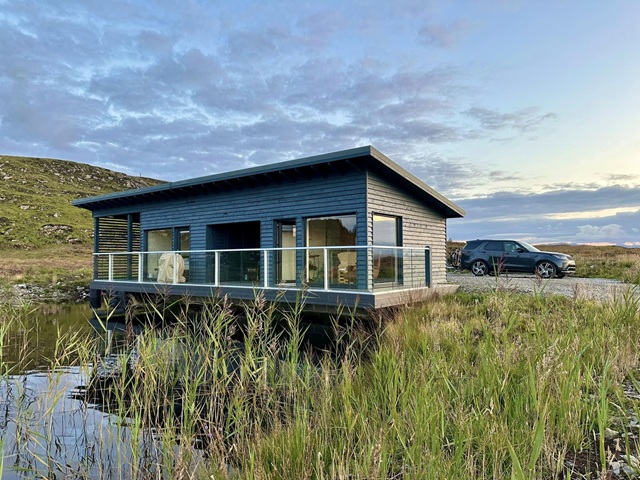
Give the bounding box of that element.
[536,261,557,279]
[471,260,489,276]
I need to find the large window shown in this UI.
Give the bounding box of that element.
[372,214,401,284]
[373,214,400,246]
[306,214,356,287]
[147,228,173,252]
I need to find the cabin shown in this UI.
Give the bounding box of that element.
[73,146,464,314]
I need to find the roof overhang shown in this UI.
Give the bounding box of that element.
[72,146,465,218]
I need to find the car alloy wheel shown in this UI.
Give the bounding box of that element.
[471,260,489,276]
[536,261,557,279]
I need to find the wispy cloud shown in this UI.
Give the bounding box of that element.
[464,106,557,133]
[0,0,560,183]
[418,20,473,48]
[1,0,638,245]
[449,186,640,244]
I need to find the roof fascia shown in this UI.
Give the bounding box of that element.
[368,146,465,218]
[72,146,373,209]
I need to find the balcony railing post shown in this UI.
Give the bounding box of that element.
[323,248,329,290]
[108,254,113,281]
[138,253,143,282]
[214,251,220,286]
[172,252,178,284]
[263,250,268,289]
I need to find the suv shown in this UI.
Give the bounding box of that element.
[459,239,576,278]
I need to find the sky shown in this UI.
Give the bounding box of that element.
[1,0,639,246]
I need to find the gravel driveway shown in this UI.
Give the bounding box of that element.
[447,272,639,303]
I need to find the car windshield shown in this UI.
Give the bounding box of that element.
[519,241,540,252]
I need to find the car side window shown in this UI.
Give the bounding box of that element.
[504,241,518,253]
[485,241,503,252]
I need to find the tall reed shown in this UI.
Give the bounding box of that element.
[1,287,639,479]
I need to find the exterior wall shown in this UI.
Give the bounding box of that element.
[366,170,448,286]
[92,170,368,286]
[136,171,367,249]
[89,164,452,290]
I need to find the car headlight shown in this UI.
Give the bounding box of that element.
[552,254,568,260]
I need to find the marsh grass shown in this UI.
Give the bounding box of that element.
[448,241,640,285]
[548,245,640,285]
[1,288,640,479]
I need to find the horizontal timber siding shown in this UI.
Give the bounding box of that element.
[135,171,367,252]
[367,170,448,286]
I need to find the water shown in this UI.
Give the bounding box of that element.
[0,304,345,478]
[0,303,146,479]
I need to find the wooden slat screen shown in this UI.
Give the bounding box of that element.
[96,215,140,280]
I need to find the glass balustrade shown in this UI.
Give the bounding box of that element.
[93,246,431,293]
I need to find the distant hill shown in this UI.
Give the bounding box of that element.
[0,155,163,250]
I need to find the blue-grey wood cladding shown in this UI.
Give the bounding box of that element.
[139,170,367,249]
[366,170,448,286]
[88,156,455,297]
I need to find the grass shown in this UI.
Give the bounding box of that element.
[2,287,640,478]
[0,154,160,251]
[448,241,640,285]
[0,244,93,286]
[545,244,640,284]
[0,153,160,295]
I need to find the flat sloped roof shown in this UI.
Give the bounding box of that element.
[73,145,465,218]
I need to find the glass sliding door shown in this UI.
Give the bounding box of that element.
[207,221,261,285]
[145,227,190,282]
[146,228,173,281]
[306,214,356,288]
[275,220,297,284]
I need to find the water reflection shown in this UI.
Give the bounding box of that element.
[1,302,358,478]
[1,303,94,373]
[0,303,141,479]
[1,304,219,479]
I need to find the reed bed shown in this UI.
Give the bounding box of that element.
[1,288,639,479]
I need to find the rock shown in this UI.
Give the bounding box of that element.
[623,464,639,478]
[605,427,619,440]
[612,461,621,476]
[622,455,640,468]
[40,224,73,236]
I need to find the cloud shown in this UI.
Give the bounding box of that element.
[418,20,472,48]
[0,0,562,183]
[458,186,640,218]
[576,224,626,239]
[464,106,557,133]
[448,187,640,244]
[604,173,640,185]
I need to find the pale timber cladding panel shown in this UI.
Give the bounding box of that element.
[136,170,368,285]
[366,170,447,286]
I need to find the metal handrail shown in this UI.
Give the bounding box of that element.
[93,245,431,293]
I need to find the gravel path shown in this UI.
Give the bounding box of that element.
[447,272,639,303]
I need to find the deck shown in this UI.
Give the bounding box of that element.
[90,245,457,311]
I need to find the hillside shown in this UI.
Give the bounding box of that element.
[0,155,162,250]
